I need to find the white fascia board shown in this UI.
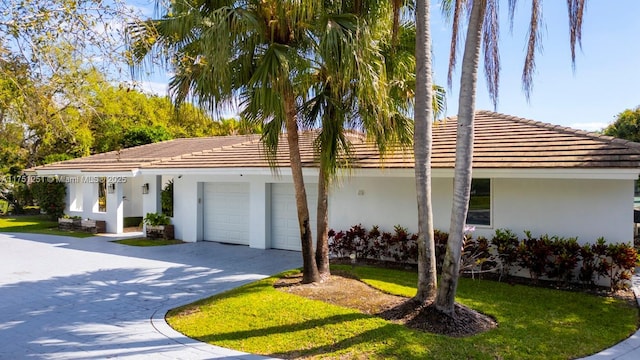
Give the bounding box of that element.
[138,166,639,180]
[139,167,321,177]
[349,168,640,180]
[33,169,138,177]
[33,169,84,176]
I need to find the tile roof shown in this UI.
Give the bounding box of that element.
[30,135,259,172]
[30,111,640,173]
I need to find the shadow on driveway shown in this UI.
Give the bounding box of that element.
[0,232,301,359]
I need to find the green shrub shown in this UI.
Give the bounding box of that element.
[30,180,66,220]
[0,199,8,215]
[143,212,171,226]
[161,180,173,217]
[328,225,638,290]
[491,228,520,277]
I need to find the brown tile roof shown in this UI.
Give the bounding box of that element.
[30,111,640,173]
[30,135,259,172]
[355,110,640,168]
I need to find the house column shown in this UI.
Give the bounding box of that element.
[106,181,123,233]
[249,179,269,249]
[173,176,198,242]
[82,180,96,220]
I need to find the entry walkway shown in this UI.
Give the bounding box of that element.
[0,232,300,359]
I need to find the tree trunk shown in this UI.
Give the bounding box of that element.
[435,0,486,315]
[284,91,320,284]
[413,0,438,303]
[315,165,330,278]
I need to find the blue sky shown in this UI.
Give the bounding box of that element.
[132,1,640,132]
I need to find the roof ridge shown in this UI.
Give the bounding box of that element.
[475,110,640,150]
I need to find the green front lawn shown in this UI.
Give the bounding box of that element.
[0,215,94,238]
[167,265,638,360]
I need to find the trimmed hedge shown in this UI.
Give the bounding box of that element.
[328,225,637,290]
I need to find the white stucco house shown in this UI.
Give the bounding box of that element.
[29,111,640,250]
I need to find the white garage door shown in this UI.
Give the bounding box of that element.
[203,182,250,245]
[271,183,317,251]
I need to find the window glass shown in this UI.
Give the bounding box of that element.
[98,177,107,213]
[466,178,490,226]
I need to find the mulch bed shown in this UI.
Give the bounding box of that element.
[274,272,497,337]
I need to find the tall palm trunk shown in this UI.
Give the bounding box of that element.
[284,91,320,284]
[315,165,330,278]
[413,0,437,303]
[435,0,486,314]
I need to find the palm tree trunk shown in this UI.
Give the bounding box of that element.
[413,0,437,303]
[435,0,486,314]
[284,91,320,284]
[315,165,330,278]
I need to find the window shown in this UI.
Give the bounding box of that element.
[98,177,107,213]
[466,178,491,226]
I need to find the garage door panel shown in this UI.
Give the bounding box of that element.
[271,183,317,251]
[203,183,250,245]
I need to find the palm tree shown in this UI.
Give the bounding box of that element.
[413,0,438,303]
[307,1,447,280]
[129,0,323,283]
[435,0,587,314]
[304,1,414,278]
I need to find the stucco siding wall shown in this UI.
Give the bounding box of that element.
[328,176,454,234]
[490,178,634,244]
[172,173,319,244]
[169,172,634,247]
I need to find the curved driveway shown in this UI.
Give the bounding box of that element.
[0,232,301,359]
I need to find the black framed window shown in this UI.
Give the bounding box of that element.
[466,178,491,226]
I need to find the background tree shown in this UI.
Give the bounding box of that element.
[1,0,137,80]
[603,107,640,142]
[435,0,587,314]
[121,125,173,148]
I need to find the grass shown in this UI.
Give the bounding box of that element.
[167,265,638,360]
[0,215,94,238]
[113,238,184,246]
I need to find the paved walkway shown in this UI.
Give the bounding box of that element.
[1,232,639,359]
[0,232,301,359]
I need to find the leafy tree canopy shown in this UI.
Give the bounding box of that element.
[122,125,173,149]
[603,107,640,142]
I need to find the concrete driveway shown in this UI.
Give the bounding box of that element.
[0,232,301,359]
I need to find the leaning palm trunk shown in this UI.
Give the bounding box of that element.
[413,0,438,303]
[435,0,486,314]
[315,165,330,278]
[284,91,320,284]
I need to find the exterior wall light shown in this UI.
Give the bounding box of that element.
[107,183,116,194]
[142,183,150,194]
